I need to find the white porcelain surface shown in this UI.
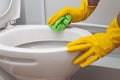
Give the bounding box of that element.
[0,0,20,28]
[0,0,12,17]
[0,25,92,80]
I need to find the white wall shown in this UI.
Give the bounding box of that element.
[16,0,45,25]
[45,0,120,25]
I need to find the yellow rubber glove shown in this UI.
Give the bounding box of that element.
[48,0,96,26]
[67,17,120,67]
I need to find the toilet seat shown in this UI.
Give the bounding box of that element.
[0,0,20,28]
[0,0,12,17]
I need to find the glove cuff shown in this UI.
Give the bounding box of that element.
[106,17,120,47]
[70,0,96,22]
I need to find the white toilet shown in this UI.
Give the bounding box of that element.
[0,0,92,80]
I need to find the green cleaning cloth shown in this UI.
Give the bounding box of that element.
[50,15,72,32]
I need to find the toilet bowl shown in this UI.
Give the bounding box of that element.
[0,0,92,80]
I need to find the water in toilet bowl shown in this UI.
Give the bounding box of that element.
[17,41,69,49]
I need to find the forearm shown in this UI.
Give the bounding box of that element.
[117,12,120,26]
[88,0,100,6]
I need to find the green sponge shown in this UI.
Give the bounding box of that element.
[50,15,72,32]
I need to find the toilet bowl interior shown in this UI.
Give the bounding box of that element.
[0,25,84,49]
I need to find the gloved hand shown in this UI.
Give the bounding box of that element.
[48,0,96,26]
[50,15,72,32]
[67,17,120,67]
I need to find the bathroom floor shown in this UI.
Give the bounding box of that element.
[71,66,120,80]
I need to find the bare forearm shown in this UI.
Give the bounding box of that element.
[88,0,100,6]
[117,12,120,26]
